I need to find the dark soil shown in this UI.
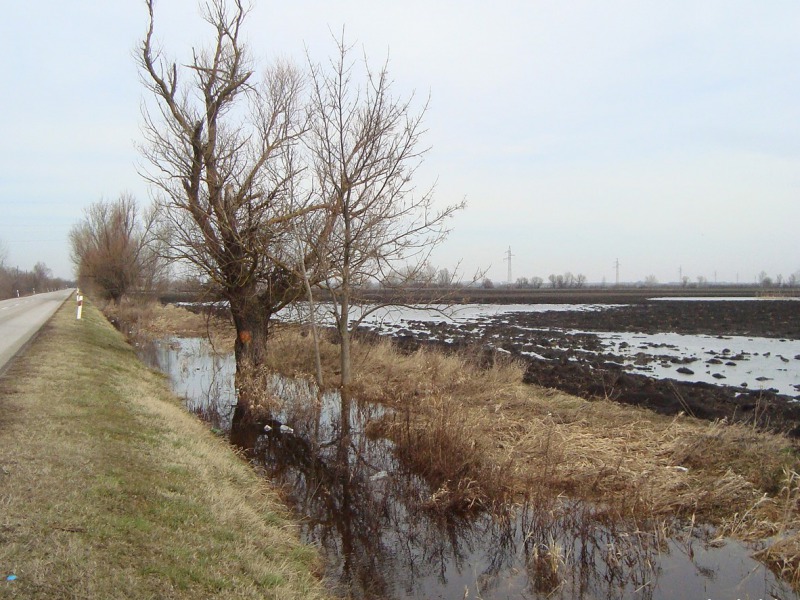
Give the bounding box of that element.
[384,297,800,436]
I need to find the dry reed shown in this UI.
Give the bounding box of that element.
[262,322,800,586]
[102,298,232,348]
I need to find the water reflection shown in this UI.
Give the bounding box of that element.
[137,336,236,430]
[139,336,798,600]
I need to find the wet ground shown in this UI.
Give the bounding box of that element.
[172,295,800,430]
[137,335,799,600]
[353,298,800,435]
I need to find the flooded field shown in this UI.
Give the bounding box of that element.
[274,297,800,432]
[318,301,800,396]
[138,335,799,599]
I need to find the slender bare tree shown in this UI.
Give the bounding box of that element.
[138,0,322,403]
[306,37,464,386]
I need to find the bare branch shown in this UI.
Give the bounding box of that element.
[304,33,463,385]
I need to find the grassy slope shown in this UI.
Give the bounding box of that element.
[0,300,327,599]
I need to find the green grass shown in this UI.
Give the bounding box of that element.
[0,300,328,599]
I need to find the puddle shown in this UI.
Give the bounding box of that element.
[138,336,799,599]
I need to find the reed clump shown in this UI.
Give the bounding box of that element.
[528,536,565,596]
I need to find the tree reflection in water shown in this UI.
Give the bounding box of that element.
[139,338,797,600]
[229,375,794,600]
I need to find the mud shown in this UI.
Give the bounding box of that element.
[382,298,800,435]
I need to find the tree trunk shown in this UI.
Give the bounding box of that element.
[228,288,273,427]
[300,258,324,388]
[338,293,352,387]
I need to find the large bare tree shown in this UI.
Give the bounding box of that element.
[69,194,164,303]
[138,0,320,398]
[306,38,464,386]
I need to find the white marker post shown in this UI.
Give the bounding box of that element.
[76,293,83,320]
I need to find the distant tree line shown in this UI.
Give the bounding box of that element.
[477,274,586,289]
[757,271,799,288]
[0,242,72,300]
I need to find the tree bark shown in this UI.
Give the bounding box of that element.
[338,291,352,387]
[228,287,273,428]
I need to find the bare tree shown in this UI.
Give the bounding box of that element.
[32,262,52,292]
[436,268,451,287]
[69,194,163,303]
[0,242,8,299]
[306,37,463,386]
[138,0,323,399]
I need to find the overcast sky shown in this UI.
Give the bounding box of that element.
[1,1,798,284]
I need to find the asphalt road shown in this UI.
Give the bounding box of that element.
[0,289,74,376]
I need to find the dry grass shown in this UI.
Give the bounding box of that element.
[264,326,795,506]
[262,324,800,584]
[103,298,233,350]
[0,300,327,599]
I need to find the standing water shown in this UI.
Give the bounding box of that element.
[138,336,798,599]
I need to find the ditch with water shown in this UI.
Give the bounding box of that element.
[137,334,798,599]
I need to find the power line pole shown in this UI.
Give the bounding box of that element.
[504,246,514,284]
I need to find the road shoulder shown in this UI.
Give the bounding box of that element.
[0,299,327,599]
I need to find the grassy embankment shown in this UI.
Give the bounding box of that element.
[109,300,800,588]
[0,300,328,599]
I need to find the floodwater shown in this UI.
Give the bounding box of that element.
[276,301,800,400]
[581,330,800,398]
[138,335,798,599]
